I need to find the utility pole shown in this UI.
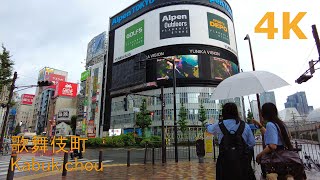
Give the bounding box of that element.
[291,111,299,139]
[296,25,320,84]
[0,72,17,151]
[312,25,320,58]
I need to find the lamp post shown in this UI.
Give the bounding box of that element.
[172,58,178,163]
[244,34,263,122]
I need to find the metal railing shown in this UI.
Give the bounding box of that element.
[144,138,320,172]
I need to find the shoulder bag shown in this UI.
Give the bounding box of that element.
[260,123,307,180]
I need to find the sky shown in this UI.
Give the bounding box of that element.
[0,0,319,111]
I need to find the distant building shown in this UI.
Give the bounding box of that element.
[16,94,35,133]
[250,100,260,121]
[260,91,276,107]
[284,92,313,116]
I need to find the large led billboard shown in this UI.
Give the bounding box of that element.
[113,5,237,63]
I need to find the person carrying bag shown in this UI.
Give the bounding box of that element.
[253,103,306,180]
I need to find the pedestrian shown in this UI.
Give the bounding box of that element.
[206,103,256,180]
[253,102,306,180]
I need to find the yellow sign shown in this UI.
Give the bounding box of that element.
[205,132,213,157]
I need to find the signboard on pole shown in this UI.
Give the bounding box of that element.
[205,131,213,158]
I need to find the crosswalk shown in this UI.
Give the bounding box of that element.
[0,155,113,178]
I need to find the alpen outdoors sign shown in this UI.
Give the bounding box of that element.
[160,10,190,39]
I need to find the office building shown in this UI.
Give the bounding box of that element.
[260,91,276,107]
[284,92,313,116]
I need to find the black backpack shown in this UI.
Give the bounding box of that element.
[218,121,252,180]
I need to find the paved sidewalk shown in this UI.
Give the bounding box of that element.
[15,161,216,180]
[7,158,320,180]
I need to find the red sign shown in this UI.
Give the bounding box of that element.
[54,81,78,97]
[21,94,35,105]
[44,74,66,89]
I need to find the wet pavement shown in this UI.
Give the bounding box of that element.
[1,147,320,179]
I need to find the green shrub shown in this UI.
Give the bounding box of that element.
[108,136,125,147]
[140,138,150,147]
[139,136,162,148]
[86,138,103,147]
[120,133,136,146]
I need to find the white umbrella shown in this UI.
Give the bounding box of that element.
[211,71,290,100]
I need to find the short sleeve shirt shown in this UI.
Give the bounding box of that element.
[206,119,256,148]
[264,122,283,146]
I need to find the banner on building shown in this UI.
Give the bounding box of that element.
[44,74,66,89]
[21,94,35,105]
[81,70,90,81]
[54,81,78,97]
[87,120,96,138]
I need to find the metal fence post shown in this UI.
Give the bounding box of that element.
[152,147,155,165]
[7,151,17,180]
[62,152,68,176]
[144,143,147,164]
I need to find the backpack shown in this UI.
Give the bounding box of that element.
[218,121,251,180]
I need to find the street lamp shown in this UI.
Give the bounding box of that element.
[244,34,263,121]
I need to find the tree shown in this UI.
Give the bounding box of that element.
[13,124,21,135]
[178,102,188,139]
[0,45,14,95]
[71,115,77,135]
[199,103,207,129]
[136,99,152,137]
[247,109,254,124]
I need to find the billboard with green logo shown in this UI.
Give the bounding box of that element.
[207,12,230,44]
[81,70,90,81]
[125,20,144,52]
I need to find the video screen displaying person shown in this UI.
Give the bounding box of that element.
[210,56,238,80]
[157,55,199,80]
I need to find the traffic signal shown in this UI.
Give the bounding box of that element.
[124,97,128,111]
[37,81,54,87]
[295,74,313,84]
[309,60,315,75]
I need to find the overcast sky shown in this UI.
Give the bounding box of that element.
[0,0,319,111]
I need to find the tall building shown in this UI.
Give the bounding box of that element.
[16,94,35,133]
[47,81,78,137]
[103,0,239,138]
[260,91,276,107]
[79,32,107,138]
[31,67,68,134]
[284,92,313,116]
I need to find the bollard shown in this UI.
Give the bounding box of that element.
[127,150,130,167]
[7,151,17,180]
[99,150,103,169]
[62,152,68,176]
[152,148,155,165]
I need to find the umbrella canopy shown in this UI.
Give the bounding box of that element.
[212,71,290,100]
